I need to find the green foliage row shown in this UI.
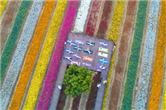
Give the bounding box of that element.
[121,1,148,110]
[1,1,32,79]
[63,64,93,98]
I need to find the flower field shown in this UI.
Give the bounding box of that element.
[148,1,166,110]
[109,1,137,110]
[102,1,125,109]
[96,1,113,39]
[0,0,8,16]
[122,1,148,110]
[22,1,67,110]
[8,1,56,110]
[85,1,103,36]
[0,1,43,110]
[1,0,166,110]
[37,1,79,110]
[1,1,21,52]
[134,1,160,110]
[1,1,32,79]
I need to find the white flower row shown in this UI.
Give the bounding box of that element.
[73,0,91,33]
[135,1,160,110]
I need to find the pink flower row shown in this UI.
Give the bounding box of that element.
[37,1,79,110]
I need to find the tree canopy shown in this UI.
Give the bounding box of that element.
[63,64,93,98]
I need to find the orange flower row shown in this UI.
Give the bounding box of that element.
[8,1,56,110]
[148,1,166,110]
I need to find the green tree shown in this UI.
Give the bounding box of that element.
[63,64,93,98]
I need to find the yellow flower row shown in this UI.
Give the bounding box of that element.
[148,1,166,110]
[0,0,8,16]
[22,1,68,110]
[102,1,125,110]
[8,1,56,110]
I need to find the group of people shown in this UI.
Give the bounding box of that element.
[97,77,107,88]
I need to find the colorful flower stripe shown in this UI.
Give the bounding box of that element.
[148,1,166,110]
[108,1,137,110]
[73,0,91,33]
[96,1,113,39]
[121,1,148,110]
[38,1,79,110]
[8,1,55,110]
[0,1,32,79]
[162,70,166,110]
[85,1,103,36]
[102,1,125,110]
[0,1,44,110]
[0,0,8,16]
[1,1,21,52]
[134,1,160,110]
[22,1,68,110]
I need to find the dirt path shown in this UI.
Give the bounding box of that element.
[64,96,73,110]
[78,93,89,110]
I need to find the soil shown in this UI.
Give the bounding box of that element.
[85,73,100,110]
[57,85,67,110]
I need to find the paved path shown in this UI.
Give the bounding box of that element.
[50,33,114,110]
